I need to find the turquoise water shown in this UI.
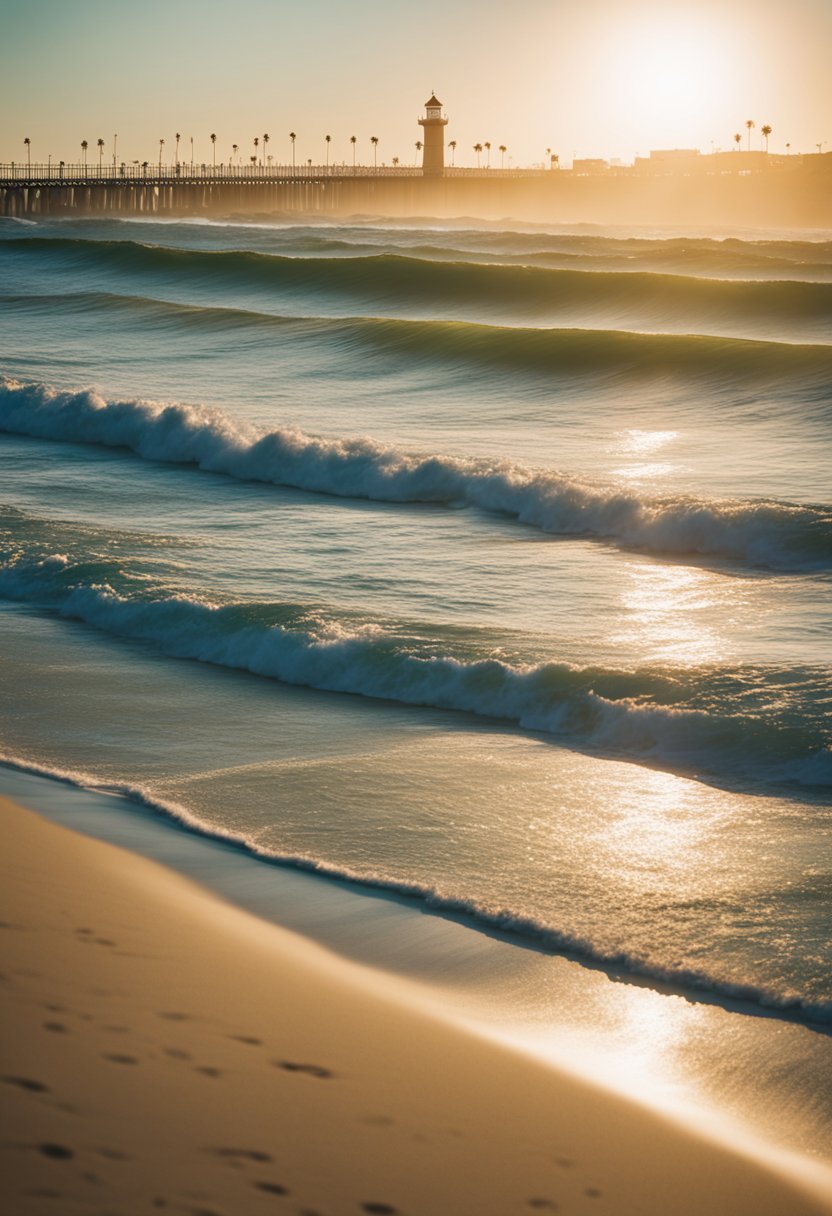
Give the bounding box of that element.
[1,216,830,1032]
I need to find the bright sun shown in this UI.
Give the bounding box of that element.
[592,6,740,147]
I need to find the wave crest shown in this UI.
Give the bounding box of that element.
[2,376,831,571]
[0,549,829,787]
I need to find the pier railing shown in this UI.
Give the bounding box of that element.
[0,161,548,185]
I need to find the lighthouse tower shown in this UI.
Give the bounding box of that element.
[418,93,448,177]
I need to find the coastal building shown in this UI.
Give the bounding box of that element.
[571,158,609,175]
[418,94,448,177]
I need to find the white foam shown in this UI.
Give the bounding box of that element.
[1,376,829,570]
[1,748,829,1025]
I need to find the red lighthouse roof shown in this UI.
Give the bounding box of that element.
[425,94,443,108]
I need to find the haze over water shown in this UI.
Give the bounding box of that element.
[1,213,831,1152]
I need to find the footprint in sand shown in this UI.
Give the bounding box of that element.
[103,1054,138,1065]
[273,1060,334,1079]
[228,1034,262,1046]
[254,1181,289,1195]
[38,1143,74,1160]
[361,1204,398,1215]
[195,1066,222,1078]
[43,1021,69,1033]
[207,1147,273,1164]
[97,1147,131,1161]
[2,1075,49,1093]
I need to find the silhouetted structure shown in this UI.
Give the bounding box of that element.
[418,94,448,177]
[1,94,830,225]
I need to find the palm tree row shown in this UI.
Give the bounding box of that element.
[22,133,561,173]
[733,121,773,152]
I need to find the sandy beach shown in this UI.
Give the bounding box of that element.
[1,794,829,1216]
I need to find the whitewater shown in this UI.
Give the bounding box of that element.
[1,214,830,1046]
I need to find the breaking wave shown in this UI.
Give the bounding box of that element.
[0,548,829,787]
[2,376,831,571]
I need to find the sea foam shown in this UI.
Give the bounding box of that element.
[1,748,829,1026]
[0,549,829,788]
[2,376,830,571]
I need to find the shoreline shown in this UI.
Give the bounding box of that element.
[1,750,829,1031]
[3,759,832,1166]
[2,791,832,1214]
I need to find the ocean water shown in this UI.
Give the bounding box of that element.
[1,216,831,1120]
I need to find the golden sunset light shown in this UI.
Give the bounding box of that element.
[1,2,831,1215]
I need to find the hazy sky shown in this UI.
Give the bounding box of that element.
[1,0,830,167]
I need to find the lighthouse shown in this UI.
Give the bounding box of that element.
[418,93,448,177]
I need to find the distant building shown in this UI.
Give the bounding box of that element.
[709,150,771,173]
[418,94,448,177]
[634,149,701,174]
[571,158,609,175]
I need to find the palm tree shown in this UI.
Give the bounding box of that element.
[325,134,331,168]
[263,133,270,166]
[745,119,754,152]
[484,141,491,167]
[350,135,357,171]
[551,153,559,169]
[370,135,379,169]
[474,142,483,168]
[761,124,772,153]
[81,139,88,169]
[254,136,259,167]
[232,143,238,166]
[97,137,105,174]
[786,142,791,155]
[23,137,31,171]
[158,138,164,173]
[499,144,507,169]
[289,131,296,170]
[175,132,181,164]
[415,139,422,166]
[448,139,457,166]
[734,132,742,150]
[210,132,217,169]
[392,156,399,168]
